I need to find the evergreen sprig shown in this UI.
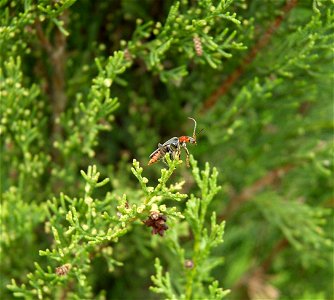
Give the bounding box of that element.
[150,155,229,300]
[7,157,188,298]
[55,52,127,159]
[0,56,49,199]
[123,0,245,82]
[254,192,333,266]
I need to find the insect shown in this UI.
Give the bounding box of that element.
[148,117,198,167]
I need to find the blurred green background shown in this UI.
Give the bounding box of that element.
[1,0,333,299]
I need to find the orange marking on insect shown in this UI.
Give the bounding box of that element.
[148,150,161,165]
[179,136,190,143]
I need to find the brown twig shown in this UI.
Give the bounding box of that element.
[50,14,68,139]
[221,164,294,220]
[201,0,298,113]
[260,238,289,273]
[35,13,68,140]
[35,19,53,54]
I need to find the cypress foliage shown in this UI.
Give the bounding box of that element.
[1,0,333,299]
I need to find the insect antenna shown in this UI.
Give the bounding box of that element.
[197,128,204,136]
[188,117,197,141]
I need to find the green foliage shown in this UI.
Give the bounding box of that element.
[254,192,332,266]
[124,0,245,81]
[1,0,333,299]
[1,56,49,198]
[57,52,124,158]
[150,156,228,299]
[6,157,226,299]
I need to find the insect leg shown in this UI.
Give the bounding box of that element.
[183,146,190,167]
[169,143,180,160]
[156,144,168,165]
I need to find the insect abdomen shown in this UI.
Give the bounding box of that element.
[148,150,162,165]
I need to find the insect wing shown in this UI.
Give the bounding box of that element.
[149,137,180,165]
[150,137,178,158]
[162,137,179,147]
[149,147,160,159]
